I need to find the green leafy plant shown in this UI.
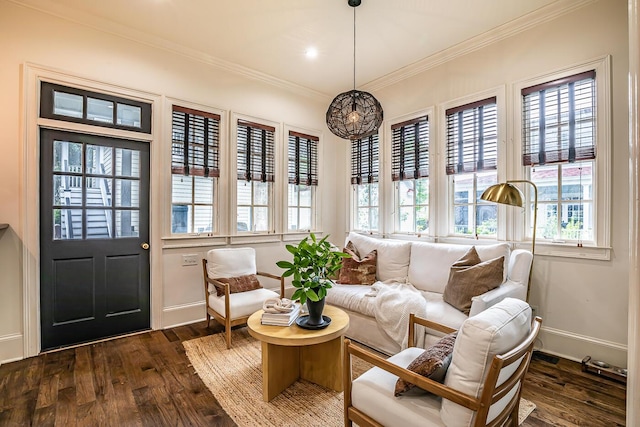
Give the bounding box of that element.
[276,233,349,305]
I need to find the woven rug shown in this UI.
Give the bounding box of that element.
[184,328,536,427]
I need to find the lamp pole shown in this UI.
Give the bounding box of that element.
[506,179,538,302]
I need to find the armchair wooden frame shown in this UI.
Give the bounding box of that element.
[343,314,542,427]
[202,259,284,349]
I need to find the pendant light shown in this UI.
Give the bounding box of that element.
[326,0,383,140]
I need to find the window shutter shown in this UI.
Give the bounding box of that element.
[351,134,379,185]
[522,70,596,166]
[288,131,318,186]
[171,105,220,177]
[237,120,276,182]
[445,97,498,175]
[391,116,429,181]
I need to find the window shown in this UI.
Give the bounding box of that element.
[446,98,498,237]
[236,120,275,233]
[522,71,596,243]
[391,116,429,234]
[170,105,220,234]
[351,134,379,231]
[287,131,318,232]
[40,82,151,133]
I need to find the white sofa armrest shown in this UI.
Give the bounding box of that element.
[468,280,527,317]
[508,249,533,285]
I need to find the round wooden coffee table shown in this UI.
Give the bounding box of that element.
[247,305,350,402]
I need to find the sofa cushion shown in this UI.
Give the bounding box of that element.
[443,247,505,315]
[440,298,532,427]
[347,232,412,282]
[339,241,377,285]
[395,331,457,396]
[214,274,262,297]
[208,287,280,318]
[408,242,509,293]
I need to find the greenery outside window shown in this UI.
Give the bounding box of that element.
[391,116,430,234]
[351,134,379,232]
[446,97,498,237]
[236,120,275,233]
[170,105,220,234]
[522,71,596,244]
[287,131,318,232]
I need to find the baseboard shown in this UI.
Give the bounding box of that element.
[0,333,24,364]
[162,301,206,329]
[538,326,627,368]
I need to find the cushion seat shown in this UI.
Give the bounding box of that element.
[209,287,280,318]
[352,347,444,427]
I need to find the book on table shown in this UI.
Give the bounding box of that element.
[261,303,301,326]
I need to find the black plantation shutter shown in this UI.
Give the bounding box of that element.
[171,106,220,177]
[351,133,379,185]
[237,120,276,182]
[391,116,429,181]
[522,70,596,166]
[288,131,318,186]
[445,97,497,175]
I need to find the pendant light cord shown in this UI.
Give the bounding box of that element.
[353,5,356,91]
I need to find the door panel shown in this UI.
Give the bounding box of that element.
[40,128,150,351]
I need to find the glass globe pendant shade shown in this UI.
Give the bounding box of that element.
[326,89,383,140]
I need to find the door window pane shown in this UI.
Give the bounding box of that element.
[53,140,82,172]
[115,179,139,207]
[87,144,112,175]
[115,148,139,177]
[54,176,82,206]
[87,98,113,124]
[116,210,139,237]
[54,208,82,240]
[86,209,112,239]
[86,177,112,206]
[53,91,83,118]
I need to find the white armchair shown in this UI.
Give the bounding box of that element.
[344,298,541,427]
[202,247,284,348]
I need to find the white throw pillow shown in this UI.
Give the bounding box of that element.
[346,232,412,282]
[206,247,257,279]
[408,242,509,293]
[440,298,532,427]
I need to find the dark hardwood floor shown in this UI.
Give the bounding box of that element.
[0,321,627,426]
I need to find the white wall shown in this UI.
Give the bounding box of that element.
[374,0,629,366]
[0,1,347,361]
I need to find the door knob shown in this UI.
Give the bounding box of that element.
[141,242,150,250]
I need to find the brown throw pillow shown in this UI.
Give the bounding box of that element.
[394,332,458,396]
[215,274,262,297]
[443,247,504,314]
[338,241,377,285]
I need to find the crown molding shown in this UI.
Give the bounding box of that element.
[362,0,598,92]
[7,0,329,102]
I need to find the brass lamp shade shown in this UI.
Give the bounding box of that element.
[480,183,524,207]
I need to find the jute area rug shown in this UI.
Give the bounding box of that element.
[183,328,536,427]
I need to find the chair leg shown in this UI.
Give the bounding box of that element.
[225,318,232,349]
[206,312,211,328]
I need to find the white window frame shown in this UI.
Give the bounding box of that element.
[438,87,507,242]
[230,113,280,239]
[512,56,611,260]
[283,125,321,235]
[349,132,381,233]
[386,108,434,238]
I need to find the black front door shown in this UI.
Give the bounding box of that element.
[40,128,150,351]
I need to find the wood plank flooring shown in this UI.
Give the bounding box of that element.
[0,321,627,426]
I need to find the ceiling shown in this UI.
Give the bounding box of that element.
[12,0,588,97]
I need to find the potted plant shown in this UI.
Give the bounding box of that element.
[276,233,349,326]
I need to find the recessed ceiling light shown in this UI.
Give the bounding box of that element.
[305,47,318,59]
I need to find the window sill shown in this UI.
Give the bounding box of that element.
[512,241,611,261]
[161,231,325,249]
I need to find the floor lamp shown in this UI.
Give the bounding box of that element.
[480,179,538,302]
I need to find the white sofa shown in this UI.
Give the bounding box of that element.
[326,232,532,355]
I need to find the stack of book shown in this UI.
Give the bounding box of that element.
[261,303,301,326]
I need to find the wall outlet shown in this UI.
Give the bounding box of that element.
[182,254,199,266]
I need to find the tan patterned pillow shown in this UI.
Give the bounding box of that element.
[215,274,262,297]
[394,332,458,396]
[338,241,377,285]
[443,246,504,314]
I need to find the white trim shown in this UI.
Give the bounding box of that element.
[364,0,597,93]
[0,333,24,364]
[162,302,206,329]
[628,0,640,424]
[538,326,627,367]
[21,63,163,357]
